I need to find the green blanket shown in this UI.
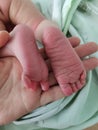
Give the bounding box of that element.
[1,0,98,130]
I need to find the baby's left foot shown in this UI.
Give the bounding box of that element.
[0,25,49,90]
[42,27,86,96]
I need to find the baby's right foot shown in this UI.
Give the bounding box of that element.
[42,27,86,96]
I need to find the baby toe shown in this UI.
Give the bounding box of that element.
[61,84,74,96]
[71,83,79,92]
[22,74,38,90]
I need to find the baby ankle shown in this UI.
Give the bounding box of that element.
[34,19,59,42]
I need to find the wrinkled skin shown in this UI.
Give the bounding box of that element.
[0,24,49,91]
[2,24,87,96]
[0,33,98,125]
[42,27,86,95]
[0,0,86,95]
[0,0,94,96]
[0,0,98,125]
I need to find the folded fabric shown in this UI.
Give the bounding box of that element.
[2,0,98,130]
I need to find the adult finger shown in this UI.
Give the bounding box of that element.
[39,37,80,59]
[41,58,98,105]
[0,31,10,47]
[48,57,98,87]
[68,37,80,47]
[83,57,98,71]
[40,41,98,60]
[46,57,98,73]
[41,85,65,106]
[43,55,98,74]
[75,42,98,58]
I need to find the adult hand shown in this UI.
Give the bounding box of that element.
[0,0,98,125]
[0,36,98,125]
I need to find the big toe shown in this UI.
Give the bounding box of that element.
[22,74,39,90]
[61,84,74,96]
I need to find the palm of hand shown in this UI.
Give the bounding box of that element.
[0,37,98,125]
[0,57,42,125]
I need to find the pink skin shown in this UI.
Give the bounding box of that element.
[0,24,49,90]
[42,27,86,96]
[0,25,86,96]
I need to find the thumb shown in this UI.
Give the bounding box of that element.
[5,24,49,90]
[0,30,10,48]
[0,21,6,31]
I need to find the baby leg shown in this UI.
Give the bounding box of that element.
[0,25,49,90]
[42,27,86,96]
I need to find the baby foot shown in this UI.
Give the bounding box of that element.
[0,25,49,90]
[42,27,86,96]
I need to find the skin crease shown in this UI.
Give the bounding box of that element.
[0,0,98,125]
[0,32,98,125]
[0,0,87,95]
[42,26,86,95]
[0,24,49,90]
[10,0,87,95]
